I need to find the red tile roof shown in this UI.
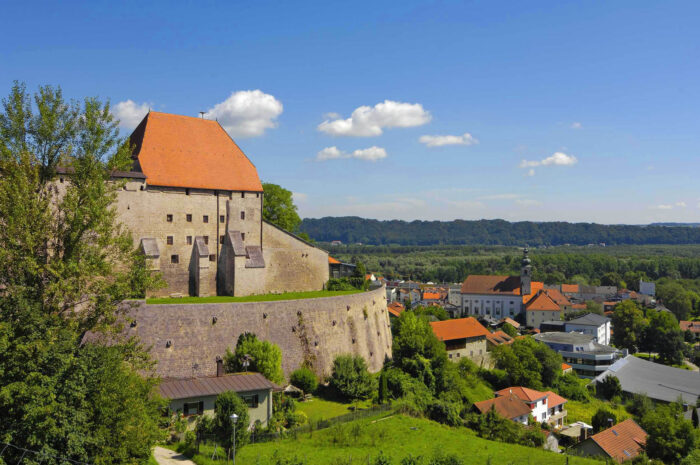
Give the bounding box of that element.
[473,394,532,419]
[525,291,561,311]
[561,284,580,294]
[544,289,571,307]
[562,363,572,371]
[572,303,587,310]
[461,275,520,294]
[423,292,441,300]
[680,320,700,334]
[387,302,405,317]
[328,256,341,264]
[589,419,647,463]
[486,330,514,346]
[495,386,549,403]
[430,317,489,342]
[543,391,567,408]
[520,281,545,304]
[502,317,521,329]
[130,111,263,192]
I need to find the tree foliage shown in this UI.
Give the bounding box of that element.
[640,403,698,464]
[329,354,375,401]
[213,391,250,455]
[491,337,562,390]
[0,82,164,465]
[591,407,617,433]
[262,182,301,233]
[611,301,648,352]
[290,367,318,395]
[596,375,622,400]
[224,332,285,384]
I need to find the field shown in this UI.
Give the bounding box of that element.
[146,290,362,305]
[296,397,373,424]
[565,398,630,425]
[185,414,602,465]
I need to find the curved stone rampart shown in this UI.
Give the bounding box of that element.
[120,286,391,379]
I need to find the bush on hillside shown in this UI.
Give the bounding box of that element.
[596,375,622,400]
[326,278,358,291]
[329,354,375,401]
[554,373,590,401]
[591,406,617,433]
[290,367,318,395]
[427,400,462,426]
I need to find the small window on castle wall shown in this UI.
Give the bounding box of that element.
[240,211,245,220]
[186,214,192,222]
[241,192,245,198]
[187,236,192,245]
[186,189,190,195]
[203,236,209,245]
[219,215,225,223]
[167,236,173,245]
[171,255,179,264]
[219,235,224,244]
[209,254,216,262]
[256,193,259,198]
[241,233,245,241]
[203,215,209,223]
[167,214,173,222]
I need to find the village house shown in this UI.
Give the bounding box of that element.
[525,290,562,329]
[430,317,490,362]
[572,419,648,463]
[565,313,611,345]
[473,387,568,427]
[159,370,279,428]
[680,320,700,339]
[460,248,543,320]
[387,301,405,318]
[534,332,623,378]
[328,256,356,278]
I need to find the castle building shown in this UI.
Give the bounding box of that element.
[459,248,543,320]
[110,111,329,297]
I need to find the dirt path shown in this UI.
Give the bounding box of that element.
[152,446,197,465]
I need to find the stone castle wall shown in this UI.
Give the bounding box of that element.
[118,286,391,379]
[112,179,327,297]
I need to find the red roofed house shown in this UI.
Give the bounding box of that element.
[485,330,514,348]
[430,317,490,361]
[680,320,700,336]
[460,248,543,320]
[475,386,568,427]
[525,290,563,329]
[572,419,647,463]
[387,301,405,318]
[113,111,329,297]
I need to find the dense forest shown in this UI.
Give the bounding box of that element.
[299,217,700,246]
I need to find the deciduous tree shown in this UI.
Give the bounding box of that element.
[262,182,301,232]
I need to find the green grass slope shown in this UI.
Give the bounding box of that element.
[235,414,600,465]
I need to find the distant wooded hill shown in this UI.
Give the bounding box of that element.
[299,217,700,246]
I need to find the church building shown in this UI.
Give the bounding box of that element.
[110,111,329,297]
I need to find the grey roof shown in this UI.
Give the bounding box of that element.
[592,355,700,404]
[159,372,278,400]
[227,230,246,256]
[541,320,566,327]
[194,237,209,257]
[566,313,609,326]
[139,238,160,258]
[245,245,265,268]
[535,331,595,345]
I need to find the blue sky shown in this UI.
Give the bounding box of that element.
[3,0,699,224]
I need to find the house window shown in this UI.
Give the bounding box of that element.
[171,255,179,264]
[186,189,190,195]
[256,193,260,198]
[241,192,245,198]
[203,236,209,245]
[240,211,245,220]
[186,214,192,222]
[187,236,192,245]
[167,214,173,222]
[220,235,225,244]
[167,236,173,245]
[209,254,216,262]
[220,215,225,223]
[241,233,245,240]
[183,401,203,416]
[242,394,259,408]
[203,215,209,223]
[541,413,546,421]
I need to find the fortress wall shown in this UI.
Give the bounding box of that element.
[121,286,391,379]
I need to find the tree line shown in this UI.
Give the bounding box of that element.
[300,216,700,246]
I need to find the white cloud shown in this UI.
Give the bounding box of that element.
[315,146,387,162]
[292,192,308,203]
[419,132,478,147]
[318,100,431,137]
[571,122,582,129]
[323,112,341,120]
[653,204,674,210]
[515,199,542,207]
[676,202,687,208]
[113,100,150,129]
[204,90,283,137]
[520,152,578,175]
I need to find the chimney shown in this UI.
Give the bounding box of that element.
[216,356,224,377]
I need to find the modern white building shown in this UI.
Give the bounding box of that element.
[565,313,611,345]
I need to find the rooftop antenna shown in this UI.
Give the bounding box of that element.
[199,111,206,119]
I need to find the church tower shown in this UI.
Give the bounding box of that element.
[520,246,532,296]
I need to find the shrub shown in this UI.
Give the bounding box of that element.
[329,354,375,401]
[596,375,622,400]
[213,391,250,453]
[326,278,357,291]
[478,368,510,390]
[286,410,308,428]
[427,400,462,426]
[224,332,285,384]
[591,406,617,433]
[290,367,318,395]
[555,373,590,401]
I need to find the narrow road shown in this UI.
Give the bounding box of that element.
[153,446,197,465]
